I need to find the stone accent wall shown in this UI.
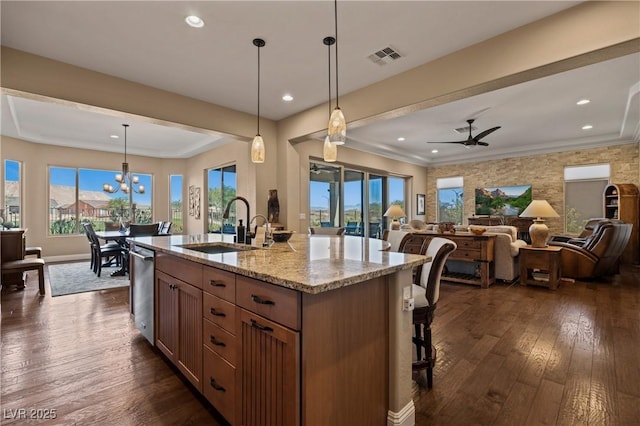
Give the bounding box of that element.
[426,143,639,236]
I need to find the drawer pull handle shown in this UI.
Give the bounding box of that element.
[210,377,226,392]
[250,319,273,332]
[210,335,226,347]
[251,295,275,305]
[169,284,177,290]
[210,280,226,288]
[210,308,226,317]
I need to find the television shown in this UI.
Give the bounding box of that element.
[475,185,532,216]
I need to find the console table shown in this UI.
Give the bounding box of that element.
[405,232,496,288]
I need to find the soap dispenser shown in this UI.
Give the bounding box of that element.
[237,219,246,245]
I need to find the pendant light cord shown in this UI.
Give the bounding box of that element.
[328,39,332,118]
[334,0,339,109]
[123,124,128,164]
[257,44,261,135]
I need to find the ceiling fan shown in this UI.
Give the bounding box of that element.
[427,119,501,148]
[310,163,336,174]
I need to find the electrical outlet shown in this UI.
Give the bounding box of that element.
[403,297,415,311]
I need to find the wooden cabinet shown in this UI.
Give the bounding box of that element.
[410,232,496,288]
[237,308,300,426]
[155,270,203,391]
[155,255,389,425]
[604,183,639,264]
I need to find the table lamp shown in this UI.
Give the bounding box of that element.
[520,199,559,248]
[384,204,405,230]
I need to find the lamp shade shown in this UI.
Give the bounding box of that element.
[520,200,559,248]
[384,204,405,218]
[328,107,346,145]
[519,200,559,219]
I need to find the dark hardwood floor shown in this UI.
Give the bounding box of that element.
[2,264,639,425]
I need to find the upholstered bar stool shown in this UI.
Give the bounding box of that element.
[410,237,457,388]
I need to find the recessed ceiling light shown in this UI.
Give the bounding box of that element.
[397,137,405,142]
[185,15,204,28]
[576,99,590,105]
[282,94,293,102]
[110,134,119,139]
[431,149,438,154]
[582,124,593,130]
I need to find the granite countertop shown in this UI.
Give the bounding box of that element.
[129,233,429,294]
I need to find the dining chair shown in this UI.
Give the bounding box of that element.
[158,221,172,235]
[84,222,123,277]
[407,236,457,388]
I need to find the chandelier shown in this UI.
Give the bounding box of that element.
[103,124,145,195]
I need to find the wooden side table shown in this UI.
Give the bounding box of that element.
[519,245,562,290]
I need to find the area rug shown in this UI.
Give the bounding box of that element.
[48,262,129,297]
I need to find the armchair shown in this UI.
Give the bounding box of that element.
[548,217,606,246]
[547,219,632,278]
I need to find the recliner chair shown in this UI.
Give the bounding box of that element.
[547,219,632,279]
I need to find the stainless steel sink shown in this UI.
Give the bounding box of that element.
[176,242,258,255]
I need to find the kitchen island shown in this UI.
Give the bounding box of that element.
[129,233,429,426]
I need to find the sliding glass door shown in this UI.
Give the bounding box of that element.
[309,162,407,238]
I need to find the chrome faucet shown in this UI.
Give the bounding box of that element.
[222,196,251,244]
[249,214,273,247]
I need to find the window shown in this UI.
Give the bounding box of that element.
[207,165,237,233]
[564,164,610,234]
[170,175,183,233]
[49,166,153,235]
[3,160,22,228]
[437,176,464,225]
[309,162,407,238]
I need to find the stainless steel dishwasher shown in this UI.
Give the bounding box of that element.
[130,245,155,345]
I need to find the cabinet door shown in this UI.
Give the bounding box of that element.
[155,271,178,359]
[176,280,203,391]
[237,308,299,426]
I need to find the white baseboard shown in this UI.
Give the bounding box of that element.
[387,400,415,426]
[43,254,90,264]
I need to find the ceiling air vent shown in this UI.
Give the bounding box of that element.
[454,124,477,134]
[367,46,403,66]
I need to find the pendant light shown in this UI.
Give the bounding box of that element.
[251,38,266,163]
[327,0,346,145]
[323,36,337,162]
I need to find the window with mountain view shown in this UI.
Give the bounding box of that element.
[208,165,237,233]
[309,162,406,238]
[437,176,464,225]
[3,160,22,229]
[49,166,153,235]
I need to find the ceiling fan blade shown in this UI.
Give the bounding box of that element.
[474,126,501,140]
[476,141,490,147]
[426,140,467,144]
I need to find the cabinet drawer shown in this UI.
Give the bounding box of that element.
[203,266,236,302]
[203,318,236,366]
[453,238,482,250]
[236,276,301,330]
[203,346,236,425]
[203,293,236,333]
[451,248,482,261]
[156,252,203,289]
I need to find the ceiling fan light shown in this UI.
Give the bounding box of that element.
[328,107,346,145]
[323,136,337,162]
[251,134,265,163]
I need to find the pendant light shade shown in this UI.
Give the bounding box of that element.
[251,134,265,163]
[328,107,346,145]
[327,0,346,145]
[323,36,338,162]
[323,135,337,162]
[251,38,266,163]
